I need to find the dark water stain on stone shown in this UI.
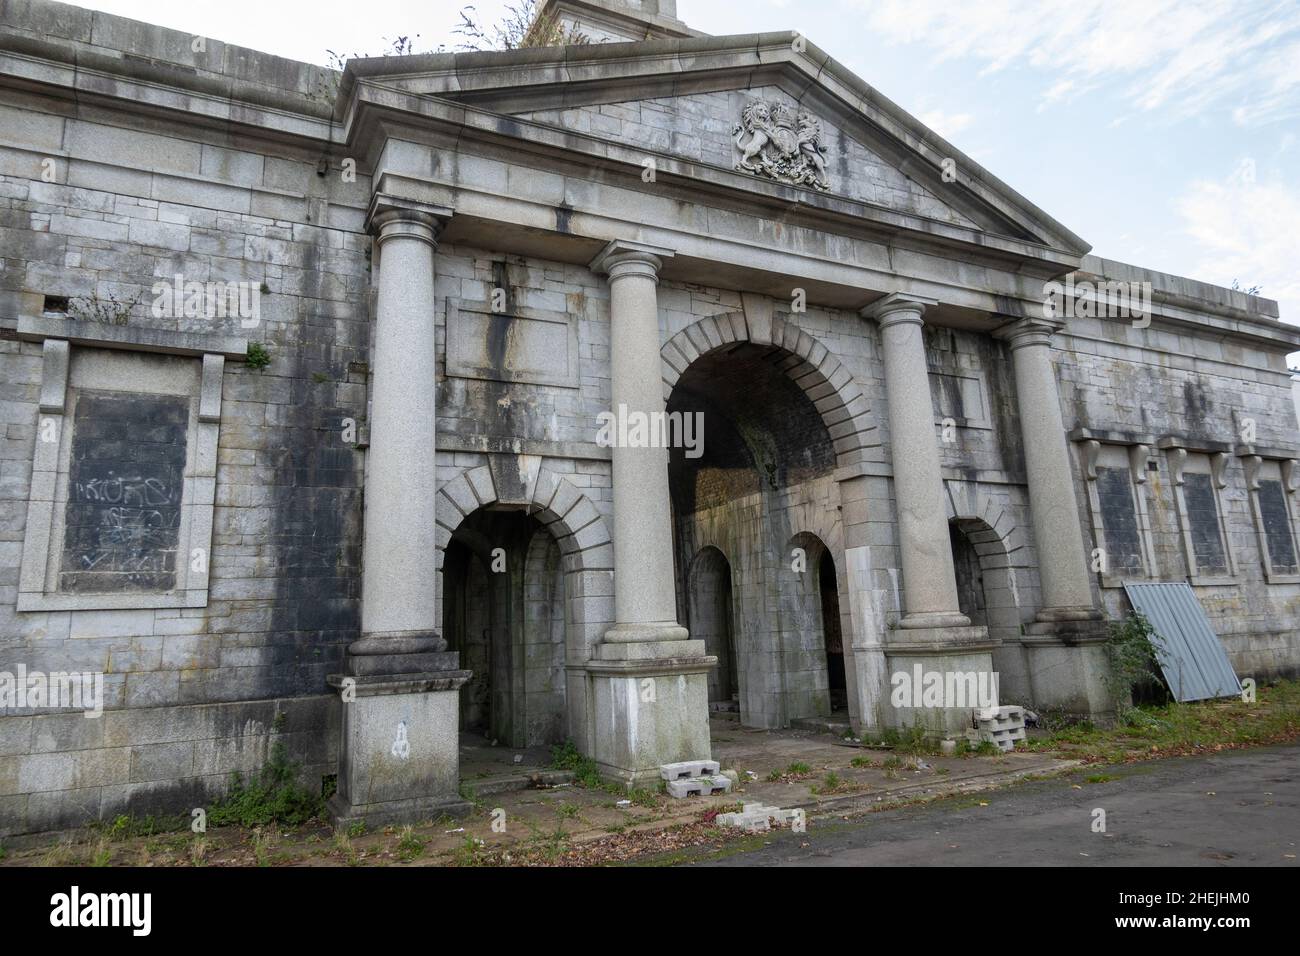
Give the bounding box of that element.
[1183,379,1212,436]
[263,239,365,699]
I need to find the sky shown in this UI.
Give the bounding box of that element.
[68,0,1300,348]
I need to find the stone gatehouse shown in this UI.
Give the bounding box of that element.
[1,0,1298,833]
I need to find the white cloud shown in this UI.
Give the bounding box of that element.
[1176,175,1300,327]
[851,0,1300,125]
[917,109,973,139]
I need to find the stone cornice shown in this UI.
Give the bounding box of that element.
[0,13,337,144]
[17,315,249,361]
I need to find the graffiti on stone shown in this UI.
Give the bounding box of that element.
[60,392,189,592]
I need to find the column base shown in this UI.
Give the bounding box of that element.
[1034,606,1105,625]
[346,649,461,677]
[1022,619,1115,724]
[898,611,972,629]
[587,639,715,786]
[603,621,690,643]
[347,628,446,661]
[884,626,996,736]
[326,667,470,828]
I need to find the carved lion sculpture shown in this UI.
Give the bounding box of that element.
[732,101,775,174]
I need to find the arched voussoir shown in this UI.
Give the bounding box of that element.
[945,489,1031,570]
[432,462,615,575]
[660,313,880,469]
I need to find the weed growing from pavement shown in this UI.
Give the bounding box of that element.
[549,739,663,807]
[395,826,426,861]
[1022,678,1300,763]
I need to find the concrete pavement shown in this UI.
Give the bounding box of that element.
[692,743,1300,866]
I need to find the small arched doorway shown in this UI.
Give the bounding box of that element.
[948,514,1027,700]
[441,507,566,749]
[687,546,738,709]
[782,531,841,723]
[819,549,846,711]
[949,521,988,628]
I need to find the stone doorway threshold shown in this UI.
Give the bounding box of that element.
[788,710,853,736]
[458,732,574,796]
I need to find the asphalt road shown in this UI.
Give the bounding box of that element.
[696,744,1300,866]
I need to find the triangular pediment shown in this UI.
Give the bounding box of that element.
[517,86,980,230]
[345,32,1088,254]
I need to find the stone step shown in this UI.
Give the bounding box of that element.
[471,769,574,796]
[790,715,853,736]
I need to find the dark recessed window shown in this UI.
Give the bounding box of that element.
[1258,479,1298,575]
[1097,466,1143,573]
[1184,472,1229,575]
[43,295,70,315]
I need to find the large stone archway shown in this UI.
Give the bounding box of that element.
[665,311,880,732]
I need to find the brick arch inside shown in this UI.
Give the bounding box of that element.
[661,312,881,470]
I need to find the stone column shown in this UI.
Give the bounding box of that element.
[350,207,446,668]
[587,239,712,784]
[861,293,993,738]
[996,317,1099,622]
[328,201,469,827]
[861,293,969,630]
[594,241,686,644]
[996,315,1109,723]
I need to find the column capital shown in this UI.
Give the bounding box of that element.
[366,194,452,247]
[993,315,1063,351]
[589,239,675,281]
[860,292,938,328]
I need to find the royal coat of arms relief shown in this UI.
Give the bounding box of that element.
[732,99,831,191]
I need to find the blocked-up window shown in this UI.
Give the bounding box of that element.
[1257,478,1298,574]
[1183,470,1229,576]
[1078,439,1154,584]
[60,391,190,593]
[18,338,224,612]
[1247,457,1300,581]
[1096,465,1143,573]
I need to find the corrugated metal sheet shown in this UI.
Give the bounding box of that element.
[1123,582,1241,701]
